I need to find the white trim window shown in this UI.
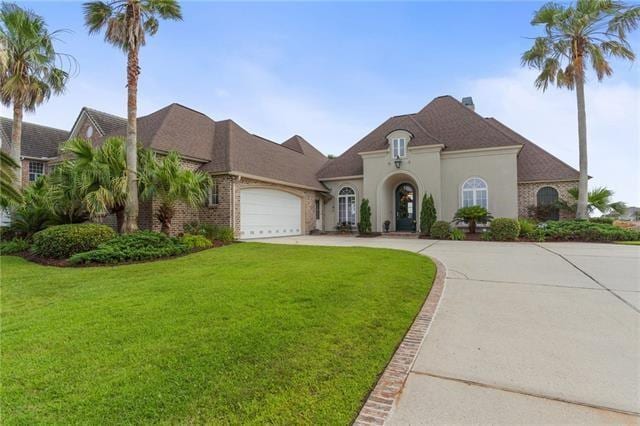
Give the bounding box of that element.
[461,177,488,209]
[28,161,44,182]
[207,180,218,206]
[392,138,406,158]
[338,186,357,225]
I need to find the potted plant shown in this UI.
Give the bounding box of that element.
[383,220,391,233]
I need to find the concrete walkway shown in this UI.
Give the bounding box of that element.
[257,236,640,424]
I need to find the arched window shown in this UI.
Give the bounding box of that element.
[461,177,488,209]
[537,186,559,220]
[338,186,357,225]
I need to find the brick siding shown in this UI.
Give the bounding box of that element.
[518,180,577,220]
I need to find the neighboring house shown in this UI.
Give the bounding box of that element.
[1,94,580,237]
[618,207,639,221]
[0,117,69,187]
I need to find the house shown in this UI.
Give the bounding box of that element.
[317,95,578,231]
[1,95,580,237]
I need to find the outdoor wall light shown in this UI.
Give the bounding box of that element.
[394,155,402,169]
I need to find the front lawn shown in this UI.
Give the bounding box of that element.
[1,243,434,424]
[615,241,640,245]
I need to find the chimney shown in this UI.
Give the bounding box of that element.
[461,96,475,111]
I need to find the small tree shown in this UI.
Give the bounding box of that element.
[453,206,493,234]
[420,194,437,236]
[139,151,211,235]
[557,186,627,217]
[358,198,371,234]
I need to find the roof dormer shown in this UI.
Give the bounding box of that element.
[386,129,413,158]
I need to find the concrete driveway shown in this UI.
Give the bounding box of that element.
[257,236,640,424]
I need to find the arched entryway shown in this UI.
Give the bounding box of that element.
[395,183,416,231]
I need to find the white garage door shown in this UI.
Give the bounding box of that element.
[240,188,302,239]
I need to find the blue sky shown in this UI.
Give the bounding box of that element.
[6,1,640,206]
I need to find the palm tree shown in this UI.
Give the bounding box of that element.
[48,161,90,224]
[0,150,21,208]
[83,0,182,233]
[63,137,130,233]
[0,3,73,188]
[558,186,627,216]
[139,151,210,235]
[522,1,640,219]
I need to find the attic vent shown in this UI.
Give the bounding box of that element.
[461,97,475,111]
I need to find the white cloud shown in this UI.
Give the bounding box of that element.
[463,68,640,206]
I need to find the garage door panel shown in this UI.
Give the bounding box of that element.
[240,188,302,239]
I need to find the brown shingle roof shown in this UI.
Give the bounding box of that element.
[485,118,579,182]
[98,104,328,190]
[83,108,127,136]
[317,95,520,179]
[201,121,328,190]
[103,103,216,161]
[316,95,576,182]
[0,117,68,158]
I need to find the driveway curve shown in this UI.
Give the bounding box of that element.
[257,236,640,424]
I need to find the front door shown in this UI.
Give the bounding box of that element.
[395,183,416,232]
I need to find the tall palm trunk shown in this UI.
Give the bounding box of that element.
[123,0,140,233]
[10,102,23,188]
[574,69,589,219]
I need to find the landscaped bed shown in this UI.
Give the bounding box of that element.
[1,243,435,424]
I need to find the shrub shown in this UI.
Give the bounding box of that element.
[589,217,614,225]
[32,224,116,259]
[216,227,235,243]
[430,221,451,239]
[420,194,437,236]
[358,199,372,234]
[184,222,234,242]
[180,234,212,249]
[490,218,521,241]
[450,228,465,241]
[69,231,189,265]
[0,238,30,255]
[518,218,537,238]
[540,220,640,242]
[453,206,492,234]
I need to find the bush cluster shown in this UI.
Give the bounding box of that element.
[490,218,521,241]
[183,222,235,243]
[540,220,640,242]
[430,221,451,239]
[0,238,30,255]
[32,224,116,259]
[180,234,213,249]
[70,231,189,265]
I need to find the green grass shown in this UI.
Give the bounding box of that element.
[615,241,640,245]
[1,243,435,425]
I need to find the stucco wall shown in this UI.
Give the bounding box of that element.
[321,179,364,231]
[440,147,520,221]
[361,145,443,232]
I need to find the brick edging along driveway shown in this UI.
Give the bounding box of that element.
[354,258,447,426]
